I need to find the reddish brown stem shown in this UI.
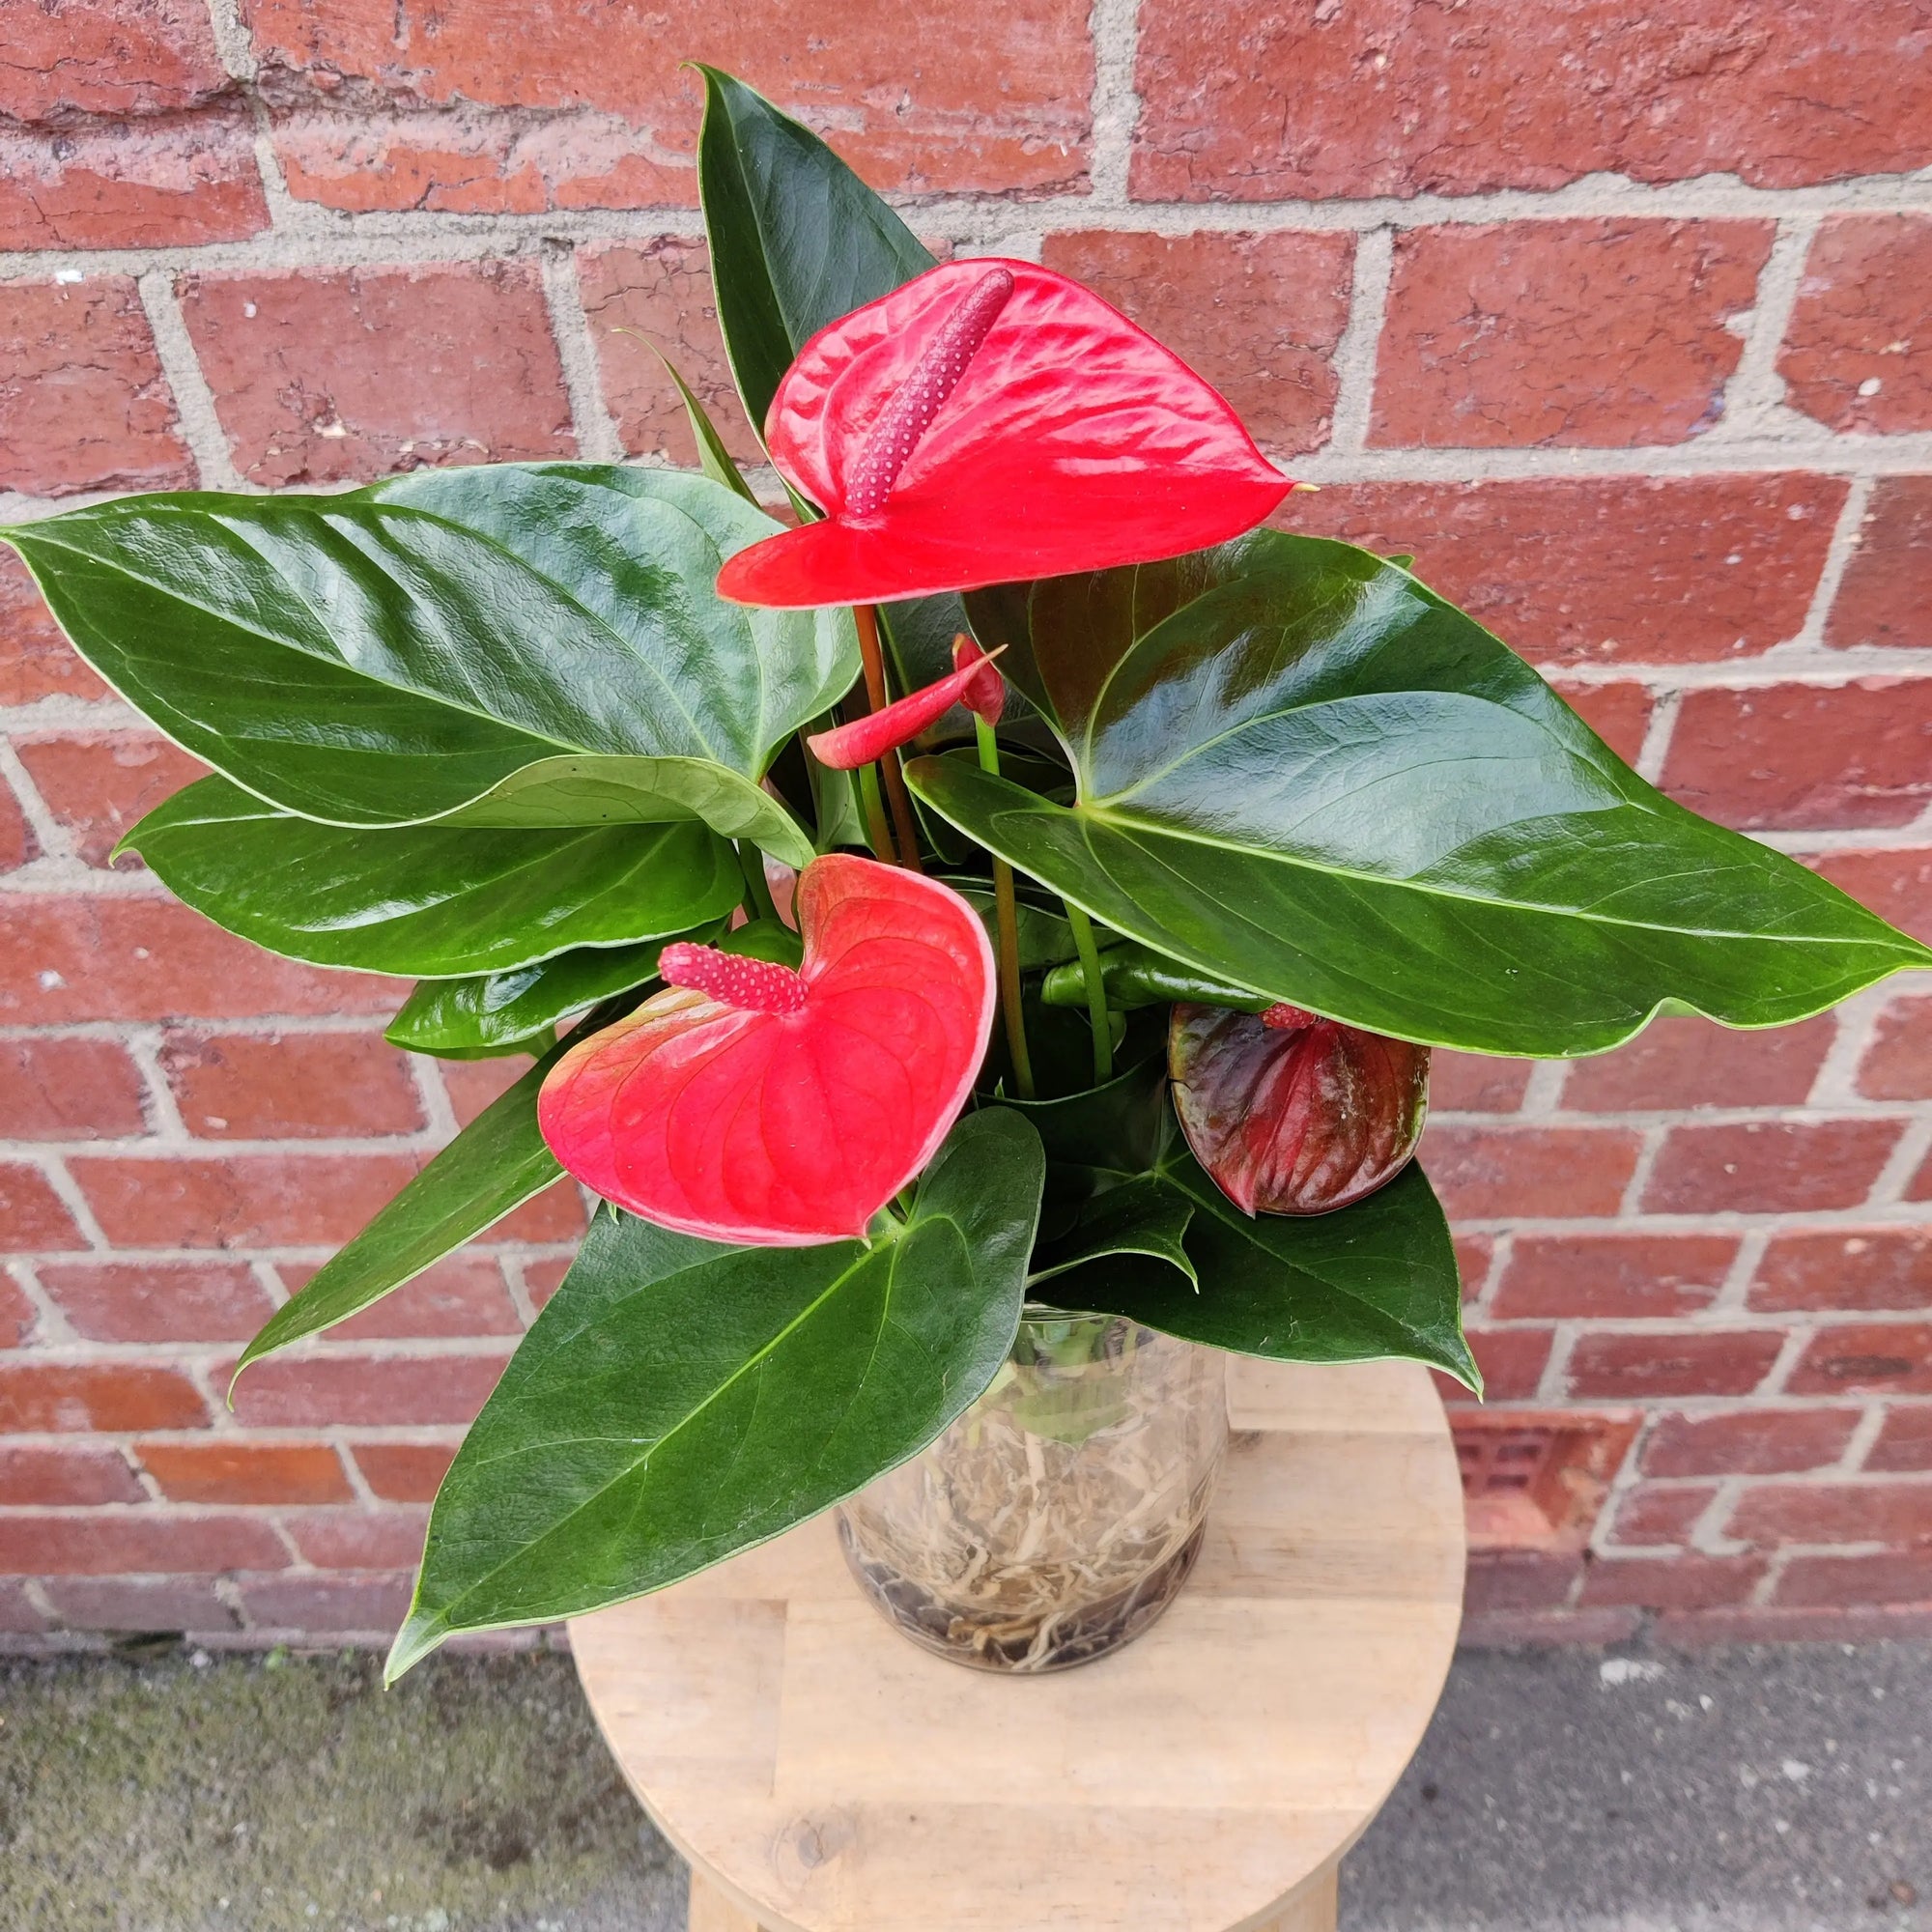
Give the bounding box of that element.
[853,603,924,872]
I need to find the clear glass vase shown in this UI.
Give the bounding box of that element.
[835,1307,1228,1673]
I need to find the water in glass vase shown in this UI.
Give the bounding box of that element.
[836,1307,1229,1672]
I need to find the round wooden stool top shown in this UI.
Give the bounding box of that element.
[569,1355,1465,1932]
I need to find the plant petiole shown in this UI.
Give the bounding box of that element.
[975,716,1035,1099]
[1064,901,1113,1084]
[853,604,925,871]
[735,840,778,923]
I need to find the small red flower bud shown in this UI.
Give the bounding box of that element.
[952,635,1006,724]
[1261,1002,1319,1031]
[806,643,1009,771]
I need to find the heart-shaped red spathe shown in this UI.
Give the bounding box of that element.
[537,855,996,1245]
[714,259,1295,610]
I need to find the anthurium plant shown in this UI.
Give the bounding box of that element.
[9,69,1927,1680]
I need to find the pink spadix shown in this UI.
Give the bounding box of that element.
[806,642,1008,770]
[537,855,996,1246]
[715,258,1295,610]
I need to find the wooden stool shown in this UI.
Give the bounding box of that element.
[569,1355,1465,1932]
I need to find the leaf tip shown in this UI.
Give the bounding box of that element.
[384,1608,446,1686]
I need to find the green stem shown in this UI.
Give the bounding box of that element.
[856,763,895,863]
[1064,901,1113,1085]
[975,716,1034,1101]
[736,840,778,923]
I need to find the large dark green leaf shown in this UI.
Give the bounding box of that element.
[122,777,742,978]
[1047,1154,1475,1388]
[387,1106,1045,1675]
[234,1051,567,1381]
[914,534,1932,1057]
[5,466,849,864]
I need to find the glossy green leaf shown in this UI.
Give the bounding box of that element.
[387,1106,1045,1675]
[996,1013,1169,1179]
[6,465,850,862]
[646,343,760,504]
[386,935,701,1058]
[920,535,1932,1058]
[234,1051,566,1382]
[1049,1154,1476,1388]
[123,777,742,979]
[1029,1176,1197,1291]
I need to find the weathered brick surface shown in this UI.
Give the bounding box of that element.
[3,0,1931,1646]
[1040,229,1353,455]
[180,263,577,487]
[1131,2,1932,201]
[1373,220,1771,449]
[1778,217,1932,434]
[1282,475,1844,667]
[0,280,195,497]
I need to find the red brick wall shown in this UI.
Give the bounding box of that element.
[3,0,1930,1650]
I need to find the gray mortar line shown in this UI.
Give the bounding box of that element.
[135,271,245,490]
[1632,687,1684,784]
[1324,228,1394,453]
[1711,216,1818,441]
[1793,474,1879,649]
[1086,0,1142,208]
[539,241,625,462]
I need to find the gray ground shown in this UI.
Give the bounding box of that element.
[0,1640,1924,1932]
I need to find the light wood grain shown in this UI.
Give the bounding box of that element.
[571,1358,1464,1932]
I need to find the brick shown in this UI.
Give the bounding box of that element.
[492,1179,588,1246]
[1429,1052,1529,1114]
[1828,477,1932,652]
[1578,1552,1767,1610]
[285,1506,428,1569]
[1808,848,1932,949]
[1869,1407,1932,1472]
[1373,219,1770,449]
[1778,217,1932,435]
[1040,229,1353,455]
[246,2,1093,202]
[0,897,402,1025]
[0,0,232,121]
[1727,1479,1932,1548]
[1492,1233,1737,1322]
[1463,1549,1579,1613]
[1643,1120,1900,1215]
[40,1577,238,1633]
[578,239,760,468]
[1417,1123,1640,1219]
[40,1260,274,1344]
[319,1253,520,1343]
[523,1256,571,1312]
[1663,681,1932,830]
[1435,1326,1552,1406]
[0,1163,86,1249]
[1605,1483,1718,1548]
[1282,474,1843,668]
[1452,1233,1495,1297]
[0,554,108,705]
[1641,1407,1861,1478]
[180,263,575,489]
[1913,1145,1932,1204]
[1858,997,1932,1100]
[238,1574,413,1633]
[1550,681,1653,767]
[1753,1229,1932,1314]
[1655,1603,1932,1644]
[1566,1331,1783,1401]
[351,1440,458,1503]
[71,1151,423,1249]
[1561,1014,1834,1113]
[159,1028,426,1140]
[138,1440,352,1505]
[0,1513,288,1576]
[1776,1548,1932,1609]
[0,1037,146,1142]
[0,1444,143,1506]
[0,1362,208,1433]
[437,1055,537,1129]
[0,775,34,873]
[1788,1324,1932,1397]
[0,279,194,497]
[228,1352,508,1429]
[0,120,269,251]
[14,733,209,869]
[0,1276,32,1350]
[1130,1,1932,201]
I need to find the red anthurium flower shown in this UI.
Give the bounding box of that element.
[538,855,995,1245]
[952,635,1005,724]
[805,643,1008,770]
[714,259,1295,609]
[1169,1003,1431,1217]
